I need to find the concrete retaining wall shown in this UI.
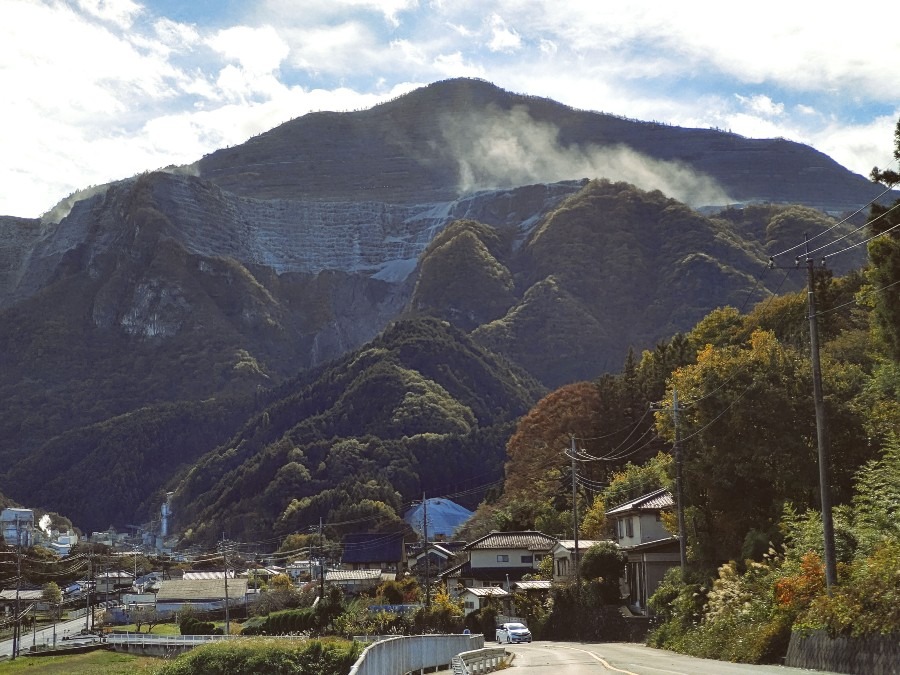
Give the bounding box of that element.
[786,630,900,674]
[349,634,484,675]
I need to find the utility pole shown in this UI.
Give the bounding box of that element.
[805,251,838,589]
[571,436,580,585]
[318,517,325,600]
[673,389,688,578]
[85,553,92,632]
[219,536,231,636]
[651,391,688,579]
[12,526,21,660]
[423,493,431,608]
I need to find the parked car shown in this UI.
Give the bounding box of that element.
[496,622,532,643]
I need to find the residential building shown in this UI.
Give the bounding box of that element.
[155,578,249,615]
[325,569,392,596]
[550,539,611,581]
[440,531,556,598]
[341,532,406,572]
[406,541,461,579]
[606,488,680,614]
[458,586,510,616]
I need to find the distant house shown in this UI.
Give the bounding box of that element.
[0,589,43,615]
[341,532,406,572]
[325,569,392,596]
[95,571,134,596]
[550,540,612,581]
[406,541,461,579]
[155,578,249,615]
[458,586,511,616]
[606,488,680,614]
[440,531,557,598]
[182,571,236,581]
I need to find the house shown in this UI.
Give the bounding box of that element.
[406,541,461,579]
[182,571,236,581]
[341,532,406,572]
[155,578,249,615]
[550,539,611,581]
[325,569,391,596]
[95,571,134,596]
[458,586,511,616]
[605,488,680,614]
[0,589,43,615]
[440,531,556,598]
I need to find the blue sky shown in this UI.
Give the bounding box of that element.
[2,0,898,218]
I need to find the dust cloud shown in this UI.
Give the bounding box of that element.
[440,105,733,208]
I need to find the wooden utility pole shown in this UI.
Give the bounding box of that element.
[673,389,688,578]
[806,254,838,588]
[571,436,580,585]
[423,493,431,608]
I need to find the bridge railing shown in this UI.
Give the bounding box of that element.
[348,634,484,675]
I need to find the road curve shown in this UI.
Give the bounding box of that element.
[504,641,840,675]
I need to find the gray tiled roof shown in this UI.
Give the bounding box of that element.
[605,488,674,516]
[466,531,557,551]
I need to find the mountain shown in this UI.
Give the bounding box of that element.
[196,78,890,214]
[0,78,889,534]
[171,317,543,545]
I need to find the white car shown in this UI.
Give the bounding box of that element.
[496,622,532,643]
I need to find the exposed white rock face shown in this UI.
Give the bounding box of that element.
[0,173,581,310]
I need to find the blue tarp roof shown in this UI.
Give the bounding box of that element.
[404,498,473,539]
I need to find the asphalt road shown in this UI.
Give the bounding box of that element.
[502,641,841,674]
[0,614,100,658]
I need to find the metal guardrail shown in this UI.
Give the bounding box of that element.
[348,634,484,675]
[451,646,507,674]
[105,633,301,647]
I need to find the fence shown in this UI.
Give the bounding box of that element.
[348,634,484,675]
[451,646,507,674]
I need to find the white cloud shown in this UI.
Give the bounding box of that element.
[76,0,142,30]
[487,13,521,53]
[208,25,289,76]
[1,0,897,217]
[736,94,785,118]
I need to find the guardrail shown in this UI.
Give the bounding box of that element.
[348,634,484,675]
[105,633,301,647]
[451,646,507,674]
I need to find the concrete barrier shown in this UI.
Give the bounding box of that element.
[349,634,484,675]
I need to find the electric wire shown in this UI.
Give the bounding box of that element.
[796,201,900,262]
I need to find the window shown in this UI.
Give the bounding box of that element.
[617,519,624,539]
[497,554,509,563]
[626,517,634,538]
[465,601,475,609]
[521,555,533,564]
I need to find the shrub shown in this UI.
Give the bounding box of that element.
[154,637,363,675]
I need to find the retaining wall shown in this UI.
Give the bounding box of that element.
[786,630,900,675]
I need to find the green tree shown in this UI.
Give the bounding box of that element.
[868,117,900,361]
[579,542,627,603]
